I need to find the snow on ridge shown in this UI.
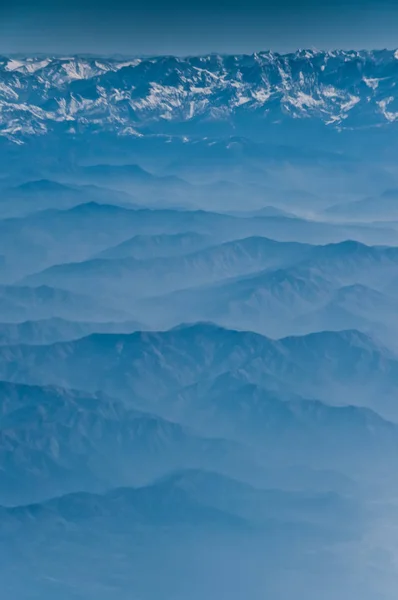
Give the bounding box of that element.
[114,59,142,71]
[340,95,360,112]
[0,81,18,100]
[61,60,100,81]
[119,126,143,137]
[2,51,398,140]
[5,59,25,72]
[234,95,251,106]
[363,77,380,90]
[378,97,398,122]
[4,58,51,74]
[192,66,222,81]
[252,89,272,103]
[285,91,324,110]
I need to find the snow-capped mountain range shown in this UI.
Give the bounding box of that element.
[2,50,398,141]
[3,48,398,600]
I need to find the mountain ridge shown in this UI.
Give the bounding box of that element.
[3,50,398,142]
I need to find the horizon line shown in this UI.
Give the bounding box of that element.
[2,47,398,60]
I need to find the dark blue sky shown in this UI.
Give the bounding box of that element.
[1,0,398,55]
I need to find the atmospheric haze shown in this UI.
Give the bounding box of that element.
[1,50,398,599]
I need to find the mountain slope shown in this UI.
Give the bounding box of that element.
[22,236,313,299]
[160,372,398,477]
[145,264,333,333]
[0,179,140,219]
[0,284,127,322]
[0,380,250,505]
[0,317,145,345]
[140,241,398,332]
[96,231,214,260]
[0,324,396,416]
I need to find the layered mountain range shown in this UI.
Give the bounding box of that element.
[1,51,398,599]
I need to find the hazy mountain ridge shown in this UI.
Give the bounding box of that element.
[0,284,129,322]
[2,197,397,282]
[96,231,214,260]
[21,236,314,297]
[0,323,396,417]
[0,380,256,505]
[136,240,398,335]
[0,467,359,534]
[0,179,141,218]
[0,317,145,345]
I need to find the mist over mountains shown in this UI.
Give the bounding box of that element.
[1,50,398,599]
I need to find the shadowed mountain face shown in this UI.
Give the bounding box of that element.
[2,50,398,600]
[0,324,397,417]
[0,381,259,506]
[0,317,146,345]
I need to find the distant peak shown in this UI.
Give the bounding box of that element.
[170,320,228,333]
[281,327,376,346]
[15,179,71,192]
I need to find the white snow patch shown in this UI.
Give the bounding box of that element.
[378,97,398,122]
[188,101,195,118]
[119,126,143,137]
[286,91,323,110]
[111,88,132,102]
[278,66,290,88]
[94,61,112,72]
[62,60,100,81]
[24,59,51,73]
[0,82,19,100]
[192,67,220,80]
[5,59,25,72]
[325,114,347,125]
[363,77,380,90]
[190,86,213,95]
[230,81,244,89]
[131,83,185,113]
[0,120,47,135]
[114,60,142,70]
[4,58,50,74]
[322,86,342,99]
[252,89,271,103]
[56,98,76,121]
[234,95,251,106]
[0,100,53,121]
[341,95,360,111]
